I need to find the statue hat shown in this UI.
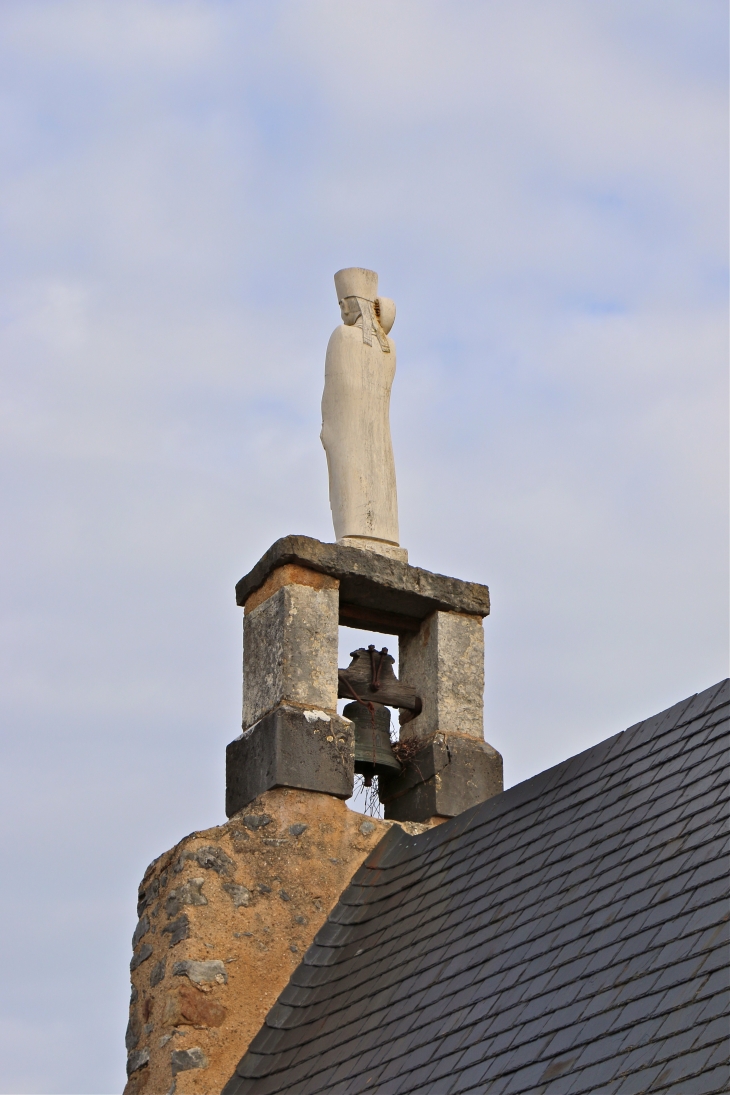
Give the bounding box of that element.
[334,267,378,303]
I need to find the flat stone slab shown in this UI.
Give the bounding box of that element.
[235,536,489,626]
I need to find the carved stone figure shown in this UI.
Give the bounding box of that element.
[321,268,405,561]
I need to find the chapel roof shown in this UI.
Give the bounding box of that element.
[223,678,729,1095]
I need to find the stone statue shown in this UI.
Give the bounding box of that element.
[321,267,406,562]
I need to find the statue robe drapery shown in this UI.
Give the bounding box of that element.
[321,319,399,545]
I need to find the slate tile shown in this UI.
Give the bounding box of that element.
[660,1064,730,1094]
[439,1003,479,1037]
[618,1013,667,1053]
[655,997,709,1039]
[617,1038,661,1074]
[703,1038,730,1070]
[498,1060,553,1093]
[615,994,669,1030]
[654,1025,706,1061]
[426,1048,473,1087]
[687,893,730,937]
[696,991,730,1031]
[435,1027,472,1060]
[571,1029,629,1070]
[539,1022,584,1058]
[483,1025,520,1058]
[650,1044,719,1088]
[559,1055,620,1092]
[697,941,730,975]
[687,876,726,919]
[614,968,663,1004]
[575,984,624,1021]
[610,1063,667,1094]
[694,1015,730,1051]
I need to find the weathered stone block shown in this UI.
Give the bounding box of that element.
[379,734,503,822]
[399,611,485,740]
[226,706,354,817]
[242,576,339,730]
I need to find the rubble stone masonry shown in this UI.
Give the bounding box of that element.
[124,789,427,1095]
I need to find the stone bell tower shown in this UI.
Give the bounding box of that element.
[123,269,503,1095]
[227,535,502,823]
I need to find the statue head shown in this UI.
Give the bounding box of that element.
[334,267,395,339]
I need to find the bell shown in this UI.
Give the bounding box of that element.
[343,701,402,785]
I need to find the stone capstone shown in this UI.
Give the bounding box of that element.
[236,536,490,628]
[226,706,354,817]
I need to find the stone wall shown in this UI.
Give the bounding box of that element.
[124,790,426,1095]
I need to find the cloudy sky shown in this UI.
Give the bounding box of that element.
[0,2,727,1091]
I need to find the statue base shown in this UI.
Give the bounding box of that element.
[338,536,408,563]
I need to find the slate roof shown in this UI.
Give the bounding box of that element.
[223,679,730,1095]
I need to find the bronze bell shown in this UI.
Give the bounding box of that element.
[343,700,402,785]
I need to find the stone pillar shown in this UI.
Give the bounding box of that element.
[242,563,339,727]
[226,565,354,815]
[378,610,503,823]
[398,610,485,741]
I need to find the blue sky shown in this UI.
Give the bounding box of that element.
[0,2,727,1091]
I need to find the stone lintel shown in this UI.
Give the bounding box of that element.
[226,707,354,817]
[379,733,503,823]
[235,535,489,630]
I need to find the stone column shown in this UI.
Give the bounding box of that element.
[378,610,503,823]
[242,564,340,728]
[226,565,354,815]
[398,610,485,741]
